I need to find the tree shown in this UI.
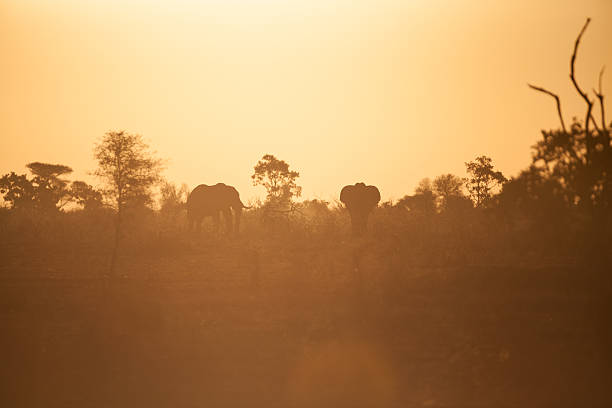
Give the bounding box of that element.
[498,165,570,247]
[93,131,164,277]
[527,18,611,253]
[0,162,73,212]
[94,132,163,211]
[396,194,436,215]
[0,172,36,210]
[159,181,189,215]
[415,178,434,196]
[396,178,437,214]
[433,174,465,210]
[465,156,506,207]
[499,165,567,218]
[299,199,332,221]
[70,181,103,211]
[27,162,73,211]
[252,154,302,207]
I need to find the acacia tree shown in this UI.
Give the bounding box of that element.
[26,162,74,211]
[94,131,163,277]
[465,156,506,207]
[252,154,301,208]
[0,162,73,212]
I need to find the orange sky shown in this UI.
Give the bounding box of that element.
[1,0,611,203]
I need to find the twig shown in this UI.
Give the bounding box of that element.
[593,66,606,130]
[570,17,596,162]
[528,84,567,133]
[570,18,591,99]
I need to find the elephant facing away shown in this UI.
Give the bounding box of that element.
[187,183,247,234]
[340,182,381,236]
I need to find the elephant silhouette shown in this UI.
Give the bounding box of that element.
[186,183,248,234]
[340,182,381,236]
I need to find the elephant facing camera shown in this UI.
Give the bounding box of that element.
[340,182,381,237]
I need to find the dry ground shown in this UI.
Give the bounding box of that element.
[1,237,611,407]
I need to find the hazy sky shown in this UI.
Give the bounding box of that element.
[1,0,611,202]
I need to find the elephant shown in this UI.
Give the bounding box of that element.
[340,182,381,236]
[186,183,248,234]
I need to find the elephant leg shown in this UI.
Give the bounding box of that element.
[212,212,220,233]
[349,212,359,236]
[359,214,367,236]
[222,207,233,234]
[359,214,368,235]
[233,206,242,235]
[191,215,203,233]
[357,220,366,236]
[350,212,368,237]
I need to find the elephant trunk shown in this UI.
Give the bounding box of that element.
[233,205,243,235]
[349,210,368,237]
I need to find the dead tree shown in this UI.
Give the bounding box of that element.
[528,18,611,255]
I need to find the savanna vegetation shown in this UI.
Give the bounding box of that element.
[0,18,610,408]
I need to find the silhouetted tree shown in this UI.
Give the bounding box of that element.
[252,154,301,208]
[0,162,73,212]
[299,199,333,228]
[0,172,36,210]
[159,181,189,216]
[433,174,465,210]
[528,18,611,257]
[28,162,73,211]
[70,181,103,211]
[465,156,506,207]
[499,165,570,251]
[500,165,566,215]
[415,178,434,195]
[300,199,329,213]
[396,178,437,214]
[93,131,164,277]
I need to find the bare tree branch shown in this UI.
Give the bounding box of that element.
[570,18,591,102]
[593,65,606,130]
[528,84,567,132]
[570,17,597,162]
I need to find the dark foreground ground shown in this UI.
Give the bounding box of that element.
[1,238,611,408]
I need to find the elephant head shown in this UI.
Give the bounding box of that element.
[186,183,247,235]
[340,182,381,236]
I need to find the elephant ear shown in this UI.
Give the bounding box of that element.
[340,185,354,206]
[229,186,242,205]
[365,185,381,207]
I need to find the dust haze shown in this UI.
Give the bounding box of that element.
[1,6,611,408]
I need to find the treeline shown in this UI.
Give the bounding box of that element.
[1,18,610,271]
[0,115,609,269]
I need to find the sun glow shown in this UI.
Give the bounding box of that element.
[1,0,611,202]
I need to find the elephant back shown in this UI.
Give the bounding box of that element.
[187,183,244,213]
[340,182,381,210]
[187,184,210,204]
